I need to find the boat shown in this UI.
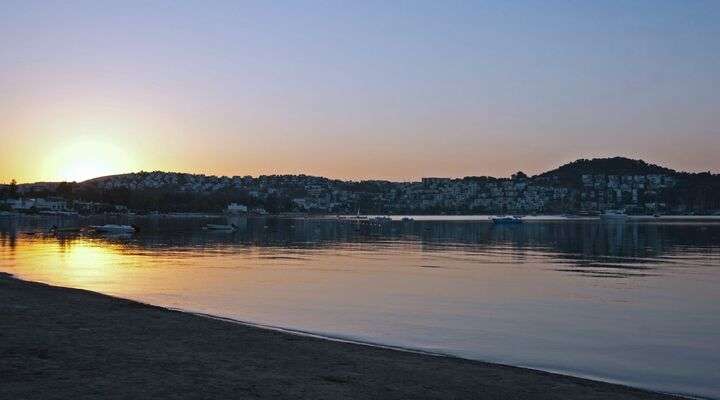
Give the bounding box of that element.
[205,223,238,231]
[49,226,81,234]
[600,210,628,221]
[89,224,138,234]
[491,216,523,224]
[39,211,80,217]
[401,217,414,222]
[578,210,600,217]
[338,209,372,224]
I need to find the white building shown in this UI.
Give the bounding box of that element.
[3,198,68,212]
[227,203,248,214]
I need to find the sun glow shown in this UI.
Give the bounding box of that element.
[43,137,136,182]
[10,238,134,294]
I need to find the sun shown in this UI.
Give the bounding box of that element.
[44,138,136,182]
[65,159,115,183]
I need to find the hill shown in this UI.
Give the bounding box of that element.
[2,157,718,214]
[536,157,677,186]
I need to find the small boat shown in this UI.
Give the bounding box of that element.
[49,226,81,234]
[205,223,238,231]
[491,216,523,224]
[600,210,628,221]
[339,209,369,222]
[89,224,138,234]
[578,211,600,217]
[39,211,80,217]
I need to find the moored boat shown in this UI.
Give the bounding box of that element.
[491,216,523,224]
[89,224,138,234]
[205,223,238,231]
[600,210,628,221]
[49,226,82,234]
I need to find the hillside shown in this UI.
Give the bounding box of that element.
[536,157,678,186]
[2,157,718,214]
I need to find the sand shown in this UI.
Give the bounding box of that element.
[0,273,679,399]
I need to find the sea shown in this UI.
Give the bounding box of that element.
[1,214,718,399]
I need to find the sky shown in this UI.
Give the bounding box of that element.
[1,1,719,183]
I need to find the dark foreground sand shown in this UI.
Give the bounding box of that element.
[1,273,679,400]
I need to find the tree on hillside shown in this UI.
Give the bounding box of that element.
[512,171,528,180]
[55,182,77,199]
[9,179,17,198]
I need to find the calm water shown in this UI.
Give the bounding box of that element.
[1,215,719,398]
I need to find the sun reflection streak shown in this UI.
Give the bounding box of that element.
[4,237,133,293]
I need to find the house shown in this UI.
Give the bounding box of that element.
[250,207,268,215]
[3,197,67,212]
[73,201,101,214]
[227,203,248,214]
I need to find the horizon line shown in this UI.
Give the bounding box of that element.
[6,156,719,186]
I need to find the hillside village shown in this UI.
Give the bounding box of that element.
[1,158,718,215]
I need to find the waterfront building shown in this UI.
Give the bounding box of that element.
[227,203,249,214]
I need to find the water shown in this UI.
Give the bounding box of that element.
[1,215,719,399]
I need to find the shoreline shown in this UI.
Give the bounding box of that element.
[176,309,700,399]
[0,272,684,399]
[3,211,720,219]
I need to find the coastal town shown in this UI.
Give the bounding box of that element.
[1,158,718,216]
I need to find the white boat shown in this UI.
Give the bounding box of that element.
[600,210,628,220]
[338,209,371,223]
[90,224,138,234]
[491,216,523,224]
[205,223,238,231]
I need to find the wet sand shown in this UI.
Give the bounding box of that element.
[0,273,679,399]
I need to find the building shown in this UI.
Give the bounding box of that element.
[227,203,249,214]
[3,198,68,212]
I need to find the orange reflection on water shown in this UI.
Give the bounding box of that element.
[0,235,242,302]
[6,237,135,295]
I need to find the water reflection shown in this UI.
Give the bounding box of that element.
[1,216,719,398]
[3,216,717,279]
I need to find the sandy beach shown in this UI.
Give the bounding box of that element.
[0,272,679,400]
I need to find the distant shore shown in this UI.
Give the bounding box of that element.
[0,273,679,399]
[3,210,720,219]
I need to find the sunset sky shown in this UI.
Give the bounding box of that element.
[1,1,719,183]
